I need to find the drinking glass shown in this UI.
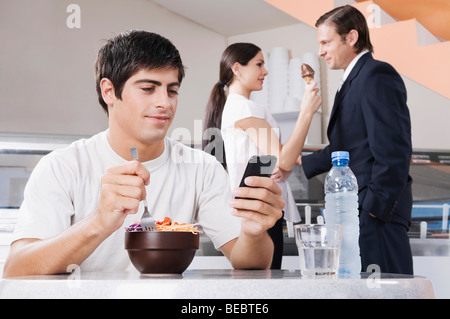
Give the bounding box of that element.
[294,224,341,278]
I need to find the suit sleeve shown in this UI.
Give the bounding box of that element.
[360,64,412,221]
[302,144,332,179]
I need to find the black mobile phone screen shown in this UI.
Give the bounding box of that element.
[238,155,277,188]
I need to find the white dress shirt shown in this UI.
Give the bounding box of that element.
[338,49,370,91]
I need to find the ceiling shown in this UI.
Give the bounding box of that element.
[152,0,450,41]
[151,0,301,36]
[356,0,450,41]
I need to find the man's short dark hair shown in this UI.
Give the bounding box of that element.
[95,30,186,114]
[316,5,374,54]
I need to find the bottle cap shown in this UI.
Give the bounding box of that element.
[331,151,349,162]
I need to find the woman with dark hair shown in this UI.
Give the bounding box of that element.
[203,43,322,268]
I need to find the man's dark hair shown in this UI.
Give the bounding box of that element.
[95,30,186,114]
[316,5,374,54]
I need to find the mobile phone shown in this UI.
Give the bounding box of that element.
[237,155,277,189]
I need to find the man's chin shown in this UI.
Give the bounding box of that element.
[328,63,337,70]
[140,129,168,145]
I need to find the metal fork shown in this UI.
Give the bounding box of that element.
[130,147,157,231]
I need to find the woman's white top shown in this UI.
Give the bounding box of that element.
[221,93,300,223]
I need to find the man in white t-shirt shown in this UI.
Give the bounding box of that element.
[2,31,284,277]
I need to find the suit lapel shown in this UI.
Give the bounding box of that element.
[327,53,372,135]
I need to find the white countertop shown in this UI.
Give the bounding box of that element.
[0,269,435,299]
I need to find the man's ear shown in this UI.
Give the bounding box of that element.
[100,78,116,106]
[347,29,359,48]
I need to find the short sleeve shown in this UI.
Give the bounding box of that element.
[233,99,265,121]
[11,152,74,243]
[222,95,267,129]
[196,157,241,249]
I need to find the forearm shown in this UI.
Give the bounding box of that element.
[278,109,315,171]
[229,231,273,270]
[3,212,110,277]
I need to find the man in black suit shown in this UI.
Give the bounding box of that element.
[302,5,414,275]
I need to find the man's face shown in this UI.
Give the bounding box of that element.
[108,67,180,146]
[317,23,357,70]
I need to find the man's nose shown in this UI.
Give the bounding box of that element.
[318,46,325,57]
[155,89,171,109]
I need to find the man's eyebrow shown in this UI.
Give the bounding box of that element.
[133,79,180,87]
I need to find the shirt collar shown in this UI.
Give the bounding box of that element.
[341,49,370,83]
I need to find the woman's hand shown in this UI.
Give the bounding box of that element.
[271,165,292,183]
[296,155,302,166]
[301,81,322,116]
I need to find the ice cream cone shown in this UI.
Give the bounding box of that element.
[303,76,314,85]
[301,63,315,86]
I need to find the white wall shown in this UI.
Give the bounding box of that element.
[403,77,450,150]
[0,0,226,138]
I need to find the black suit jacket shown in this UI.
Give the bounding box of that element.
[303,53,412,224]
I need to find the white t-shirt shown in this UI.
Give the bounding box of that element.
[221,93,300,223]
[12,130,241,272]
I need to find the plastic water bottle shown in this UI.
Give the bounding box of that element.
[324,151,360,277]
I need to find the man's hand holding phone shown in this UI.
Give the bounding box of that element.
[229,156,285,237]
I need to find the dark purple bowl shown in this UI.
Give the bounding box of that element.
[125,231,200,274]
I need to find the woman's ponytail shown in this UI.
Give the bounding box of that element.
[203,81,228,169]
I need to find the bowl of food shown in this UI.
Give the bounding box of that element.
[124,217,201,274]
